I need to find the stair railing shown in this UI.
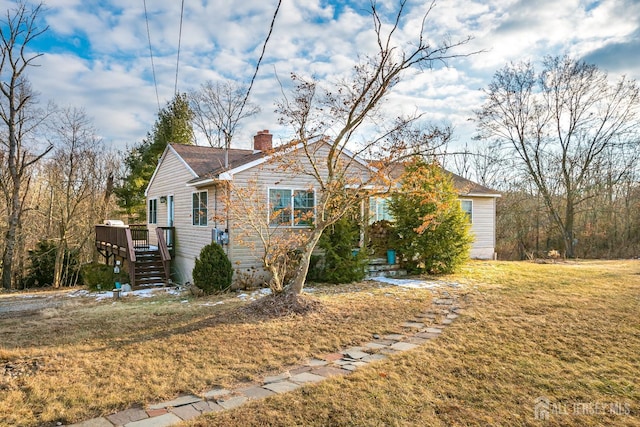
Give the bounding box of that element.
[155,227,172,283]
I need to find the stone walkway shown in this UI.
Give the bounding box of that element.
[68,288,462,427]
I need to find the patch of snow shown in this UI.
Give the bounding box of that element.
[369,277,462,289]
[200,301,225,307]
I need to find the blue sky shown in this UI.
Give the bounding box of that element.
[10,0,640,150]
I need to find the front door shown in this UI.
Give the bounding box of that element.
[167,195,174,245]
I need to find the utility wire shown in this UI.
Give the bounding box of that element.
[174,0,185,95]
[143,0,160,110]
[238,0,282,120]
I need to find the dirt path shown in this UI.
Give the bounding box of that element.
[0,291,82,319]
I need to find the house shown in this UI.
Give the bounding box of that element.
[144,130,372,284]
[448,172,500,259]
[368,168,501,260]
[143,131,499,285]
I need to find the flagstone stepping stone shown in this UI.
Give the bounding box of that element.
[321,352,344,362]
[290,372,326,384]
[239,386,276,400]
[364,342,388,350]
[390,342,419,351]
[192,400,223,413]
[148,395,201,410]
[289,366,313,375]
[383,333,405,341]
[125,413,182,427]
[217,396,248,410]
[446,313,459,319]
[361,354,387,362]
[424,327,442,334]
[170,404,200,421]
[378,348,400,355]
[415,332,440,339]
[341,364,358,371]
[68,417,113,427]
[312,366,351,377]
[107,408,148,425]
[202,388,231,400]
[401,322,425,329]
[304,358,328,367]
[343,350,369,360]
[263,381,301,393]
[264,373,291,384]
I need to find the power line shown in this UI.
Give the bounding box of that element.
[239,0,282,121]
[174,0,185,96]
[143,0,160,110]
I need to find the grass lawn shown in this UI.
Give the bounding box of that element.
[2,260,640,426]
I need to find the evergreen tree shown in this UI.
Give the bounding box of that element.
[115,94,195,220]
[390,159,472,274]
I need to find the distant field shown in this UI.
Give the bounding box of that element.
[1,260,639,426]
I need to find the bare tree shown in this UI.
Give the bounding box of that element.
[0,2,51,289]
[45,107,103,288]
[273,0,473,296]
[475,55,640,258]
[189,80,260,152]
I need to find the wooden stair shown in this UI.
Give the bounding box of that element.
[133,249,168,286]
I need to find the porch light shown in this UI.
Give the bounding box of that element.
[160,196,167,203]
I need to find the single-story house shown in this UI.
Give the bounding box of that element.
[144,131,499,284]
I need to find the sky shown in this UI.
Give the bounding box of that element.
[6,0,640,151]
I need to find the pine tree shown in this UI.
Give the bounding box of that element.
[115,94,194,220]
[390,159,472,274]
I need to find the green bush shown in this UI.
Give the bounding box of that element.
[307,214,367,284]
[389,159,472,274]
[22,240,81,288]
[192,243,233,294]
[81,262,128,291]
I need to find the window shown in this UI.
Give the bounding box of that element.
[148,198,158,224]
[460,199,473,223]
[369,197,394,224]
[269,188,315,227]
[192,191,208,226]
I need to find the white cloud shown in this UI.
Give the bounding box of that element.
[10,0,638,152]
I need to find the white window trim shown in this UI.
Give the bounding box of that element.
[369,196,394,224]
[460,199,473,223]
[268,187,316,228]
[148,198,158,225]
[192,190,208,227]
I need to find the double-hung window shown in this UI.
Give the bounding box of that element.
[460,199,473,223]
[192,191,208,226]
[148,199,158,224]
[269,188,314,227]
[369,197,394,223]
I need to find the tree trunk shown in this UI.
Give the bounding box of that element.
[288,228,324,295]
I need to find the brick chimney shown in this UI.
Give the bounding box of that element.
[253,130,272,152]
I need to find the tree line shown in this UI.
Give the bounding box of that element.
[1,1,638,292]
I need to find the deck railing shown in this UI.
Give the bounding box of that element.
[95,224,173,286]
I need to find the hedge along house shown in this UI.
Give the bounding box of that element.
[144,130,373,285]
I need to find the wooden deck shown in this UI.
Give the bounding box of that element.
[95,224,174,286]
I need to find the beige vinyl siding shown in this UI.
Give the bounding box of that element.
[229,145,371,275]
[464,196,496,259]
[146,149,225,283]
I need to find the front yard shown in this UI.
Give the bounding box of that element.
[2,260,639,426]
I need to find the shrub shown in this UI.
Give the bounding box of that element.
[389,159,472,274]
[81,262,128,291]
[307,214,367,284]
[192,243,233,294]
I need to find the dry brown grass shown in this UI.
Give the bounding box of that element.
[0,282,434,426]
[183,260,640,427]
